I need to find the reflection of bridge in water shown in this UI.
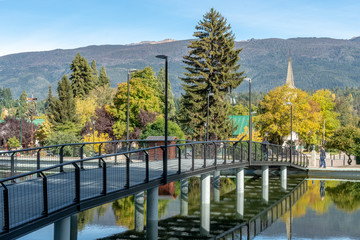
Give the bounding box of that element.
[110,177,307,239]
[0,140,308,239]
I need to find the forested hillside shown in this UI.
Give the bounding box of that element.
[0,37,360,99]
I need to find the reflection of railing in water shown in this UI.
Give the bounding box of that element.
[215,179,308,240]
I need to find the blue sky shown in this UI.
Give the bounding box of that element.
[0,0,359,56]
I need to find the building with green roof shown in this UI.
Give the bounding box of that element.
[229,115,250,137]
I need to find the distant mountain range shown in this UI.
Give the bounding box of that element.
[1,37,360,99]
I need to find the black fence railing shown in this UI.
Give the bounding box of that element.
[0,140,307,238]
[215,179,308,240]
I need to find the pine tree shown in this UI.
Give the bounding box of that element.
[98,66,110,86]
[49,75,78,126]
[70,53,96,98]
[44,85,54,113]
[179,8,244,140]
[19,90,28,114]
[91,60,99,85]
[157,67,176,120]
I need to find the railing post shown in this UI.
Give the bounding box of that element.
[80,145,84,170]
[37,149,42,178]
[191,144,195,171]
[203,143,206,168]
[60,146,64,172]
[10,153,15,179]
[72,162,80,204]
[240,143,243,162]
[144,151,149,183]
[254,142,257,161]
[125,154,130,189]
[185,144,187,159]
[114,143,118,164]
[98,143,103,167]
[1,182,9,232]
[213,142,217,166]
[155,143,157,161]
[100,158,106,195]
[39,172,48,216]
[232,143,236,163]
[176,146,181,174]
[223,143,227,165]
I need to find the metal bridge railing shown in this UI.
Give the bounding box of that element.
[0,140,306,237]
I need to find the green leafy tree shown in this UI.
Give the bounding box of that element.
[107,71,162,139]
[98,66,110,87]
[70,53,96,98]
[327,125,360,163]
[45,131,82,156]
[179,8,244,140]
[140,117,185,140]
[7,136,20,149]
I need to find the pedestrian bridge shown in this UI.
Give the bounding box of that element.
[0,140,308,239]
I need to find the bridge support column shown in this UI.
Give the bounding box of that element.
[70,214,78,240]
[262,166,269,203]
[213,171,220,202]
[180,178,188,216]
[280,166,287,191]
[146,187,158,240]
[135,191,145,232]
[200,173,210,236]
[54,217,71,240]
[236,167,245,218]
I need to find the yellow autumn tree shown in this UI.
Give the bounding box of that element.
[255,84,319,145]
[83,130,111,154]
[75,96,97,125]
[35,117,53,145]
[229,126,262,142]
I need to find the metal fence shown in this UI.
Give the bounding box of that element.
[0,139,307,238]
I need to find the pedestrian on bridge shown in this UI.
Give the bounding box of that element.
[320,146,326,168]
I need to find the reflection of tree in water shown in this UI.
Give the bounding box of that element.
[78,203,111,231]
[281,180,334,223]
[326,182,360,212]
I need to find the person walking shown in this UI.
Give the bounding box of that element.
[319,146,326,168]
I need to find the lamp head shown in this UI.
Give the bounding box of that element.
[243,77,251,83]
[286,102,292,105]
[208,93,214,96]
[156,55,168,60]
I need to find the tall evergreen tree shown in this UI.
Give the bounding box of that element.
[179,8,244,140]
[49,75,78,126]
[98,66,110,86]
[70,53,96,98]
[157,67,176,120]
[91,60,99,84]
[44,85,54,113]
[19,90,28,114]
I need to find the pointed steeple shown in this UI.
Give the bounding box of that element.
[286,57,295,89]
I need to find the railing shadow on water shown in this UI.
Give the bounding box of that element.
[0,140,308,239]
[215,179,308,240]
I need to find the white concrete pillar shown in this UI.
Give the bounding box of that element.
[70,214,78,240]
[262,166,269,203]
[236,167,244,194]
[311,149,317,167]
[213,171,220,202]
[135,191,145,232]
[180,178,188,216]
[236,192,244,218]
[54,217,71,240]
[280,166,287,191]
[146,187,158,240]
[200,173,211,236]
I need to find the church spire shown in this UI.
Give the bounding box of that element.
[286,56,295,89]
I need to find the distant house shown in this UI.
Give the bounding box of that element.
[145,136,178,161]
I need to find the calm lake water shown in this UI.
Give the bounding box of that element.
[19,175,360,239]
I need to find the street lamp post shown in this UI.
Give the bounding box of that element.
[206,92,214,141]
[286,102,293,162]
[127,69,137,146]
[243,78,252,164]
[156,55,168,183]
